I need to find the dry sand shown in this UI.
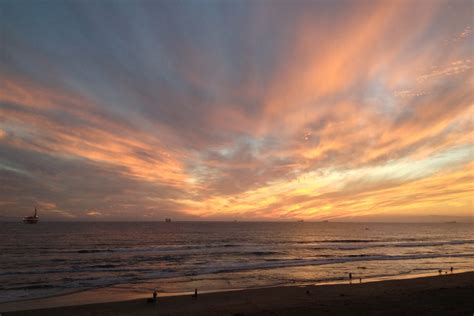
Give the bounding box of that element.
[2,272,473,315]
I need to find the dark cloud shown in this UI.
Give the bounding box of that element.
[0,143,187,220]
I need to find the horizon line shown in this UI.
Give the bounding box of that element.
[1,219,472,224]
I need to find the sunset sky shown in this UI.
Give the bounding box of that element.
[1,0,472,221]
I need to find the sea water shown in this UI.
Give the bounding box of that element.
[0,221,473,303]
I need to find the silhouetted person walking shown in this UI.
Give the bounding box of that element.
[147,289,158,303]
[450,267,453,273]
[349,272,352,283]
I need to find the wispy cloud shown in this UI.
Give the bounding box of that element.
[1,0,472,221]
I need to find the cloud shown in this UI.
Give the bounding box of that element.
[417,59,473,83]
[1,0,472,220]
[86,211,101,217]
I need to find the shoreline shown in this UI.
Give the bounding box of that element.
[1,269,469,311]
[2,271,473,315]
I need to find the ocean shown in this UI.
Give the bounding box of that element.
[1,222,473,303]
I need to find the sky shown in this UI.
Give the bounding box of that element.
[0,0,473,222]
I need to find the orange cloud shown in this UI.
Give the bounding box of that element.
[1,1,472,220]
[0,77,190,187]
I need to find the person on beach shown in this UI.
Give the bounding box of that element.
[450,267,453,273]
[438,269,442,275]
[192,288,198,298]
[349,273,352,283]
[359,278,362,283]
[153,289,157,303]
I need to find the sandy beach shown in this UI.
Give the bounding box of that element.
[2,272,473,315]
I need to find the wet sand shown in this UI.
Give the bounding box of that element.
[2,272,473,315]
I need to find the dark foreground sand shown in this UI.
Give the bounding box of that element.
[3,272,474,315]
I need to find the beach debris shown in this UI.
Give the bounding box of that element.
[438,269,442,275]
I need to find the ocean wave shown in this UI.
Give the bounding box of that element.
[323,239,377,243]
[197,253,474,275]
[7,239,473,259]
[392,240,474,248]
[311,239,474,251]
[250,251,282,256]
[77,249,114,254]
[4,284,56,291]
[6,252,471,278]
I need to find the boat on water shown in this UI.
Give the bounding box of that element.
[23,208,39,224]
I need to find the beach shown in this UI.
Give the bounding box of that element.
[2,272,473,315]
[3,222,473,304]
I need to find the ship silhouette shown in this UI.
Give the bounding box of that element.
[23,208,39,224]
